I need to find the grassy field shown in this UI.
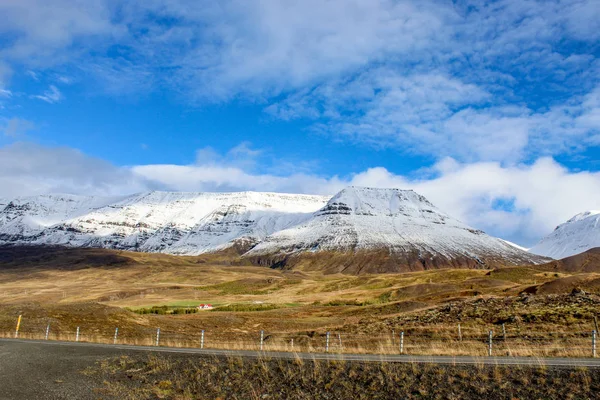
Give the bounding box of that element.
[88,353,600,399]
[0,246,599,358]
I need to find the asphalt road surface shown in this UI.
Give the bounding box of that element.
[1,338,599,399]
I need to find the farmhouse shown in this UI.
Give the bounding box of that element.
[197,304,214,310]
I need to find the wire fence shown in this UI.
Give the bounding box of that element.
[0,316,597,358]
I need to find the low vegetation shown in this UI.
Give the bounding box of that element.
[1,246,599,359]
[211,303,284,312]
[129,306,199,315]
[90,353,600,399]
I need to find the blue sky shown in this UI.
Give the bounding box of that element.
[0,0,599,246]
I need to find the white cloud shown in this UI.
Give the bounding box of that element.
[0,143,149,198]
[195,141,262,170]
[0,1,597,164]
[1,142,599,247]
[0,0,118,67]
[1,118,35,137]
[33,85,63,103]
[270,68,600,162]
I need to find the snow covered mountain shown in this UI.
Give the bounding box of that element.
[0,187,545,271]
[246,187,544,272]
[0,191,329,254]
[529,211,600,259]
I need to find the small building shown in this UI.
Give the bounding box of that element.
[197,304,214,310]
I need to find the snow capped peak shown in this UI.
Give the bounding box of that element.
[530,210,600,259]
[247,187,540,268]
[324,187,437,217]
[565,210,600,225]
[0,187,543,269]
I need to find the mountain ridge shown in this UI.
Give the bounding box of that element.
[0,187,547,272]
[530,210,600,259]
[245,187,545,272]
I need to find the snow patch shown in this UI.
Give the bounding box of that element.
[530,210,600,259]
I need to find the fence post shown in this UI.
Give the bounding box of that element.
[201,330,205,349]
[113,327,119,345]
[502,324,506,341]
[14,315,22,338]
[593,330,597,358]
[45,324,50,340]
[326,332,330,353]
[338,333,343,349]
[392,329,396,347]
[488,330,493,356]
[400,331,404,354]
[458,324,462,341]
[260,330,264,351]
[155,328,160,347]
[76,327,80,342]
[291,338,294,350]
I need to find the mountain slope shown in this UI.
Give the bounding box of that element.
[0,191,329,255]
[529,211,600,259]
[0,187,546,273]
[533,247,600,273]
[246,187,545,273]
[0,194,120,241]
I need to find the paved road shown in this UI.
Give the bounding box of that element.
[2,337,600,368]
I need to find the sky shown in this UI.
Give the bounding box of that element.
[0,0,599,247]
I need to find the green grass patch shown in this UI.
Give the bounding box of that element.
[212,303,284,312]
[128,305,199,315]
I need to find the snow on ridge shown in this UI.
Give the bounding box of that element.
[499,239,529,252]
[0,187,539,263]
[565,210,600,224]
[248,186,538,264]
[0,190,330,254]
[530,210,600,259]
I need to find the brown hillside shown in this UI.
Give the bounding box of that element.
[248,248,547,275]
[534,247,600,273]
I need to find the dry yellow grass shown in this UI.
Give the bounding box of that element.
[1,246,599,359]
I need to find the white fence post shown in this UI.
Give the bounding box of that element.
[113,327,119,344]
[400,331,404,354]
[593,330,597,358]
[502,324,506,341]
[155,328,160,347]
[291,338,294,350]
[75,327,80,342]
[488,330,493,356]
[337,333,342,349]
[458,324,462,342]
[326,332,330,353]
[45,324,50,340]
[260,330,264,351]
[201,330,205,349]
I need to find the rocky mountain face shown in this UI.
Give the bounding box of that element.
[0,187,547,273]
[530,211,600,259]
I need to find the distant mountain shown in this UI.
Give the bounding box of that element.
[0,191,329,254]
[246,187,545,273]
[529,211,600,259]
[0,187,546,273]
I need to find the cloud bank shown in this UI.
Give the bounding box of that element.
[1,0,599,164]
